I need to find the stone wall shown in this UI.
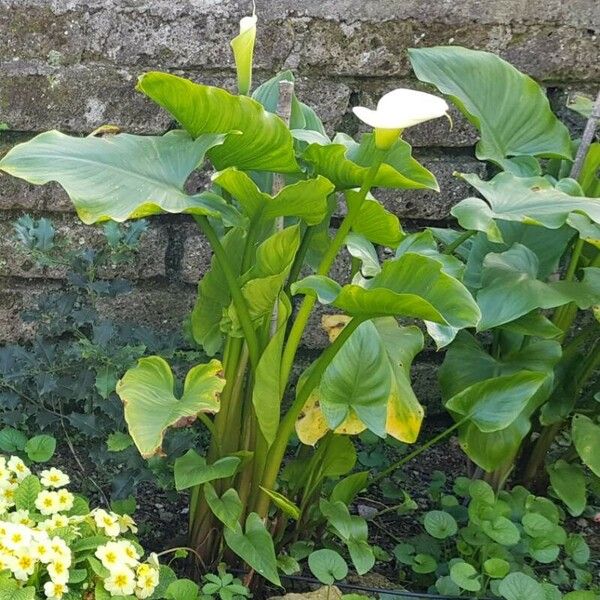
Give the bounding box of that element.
[0,0,597,404]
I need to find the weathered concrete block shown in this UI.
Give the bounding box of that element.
[97,282,195,332]
[0,214,167,280]
[376,154,488,221]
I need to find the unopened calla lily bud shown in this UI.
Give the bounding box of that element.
[353,89,449,150]
[230,12,258,95]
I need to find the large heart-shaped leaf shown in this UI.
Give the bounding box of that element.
[408,46,571,168]
[116,356,225,458]
[191,228,246,355]
[446,371,548,432]
[548,459,586,516]
[302,133,438,191]
[452,172,600,242]
[225,225,300,334]
[296,319,424,444]
[292,253,480,329]
[439,332,560,471]
[0,130,243,225]
[213,167,334,224]
[174,449,240,491]
[476,244,600,329]
[319,320,392,436]
[137,71,298,173]
[223,512,280,585]
[352,196,404,247]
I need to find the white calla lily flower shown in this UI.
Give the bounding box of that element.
[353,88,449,149]
[231,7,258,95]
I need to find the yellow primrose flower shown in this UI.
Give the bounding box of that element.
[7,509,33,527]
[93,508,121,537]
[3,522,33,550]
[353,88,449,150]
[135,565,159,599]
[43,580,68,600]
[116,539,140,567]
[117,513,138,534]
[40,468,70,489]
[35,490,61,516]
[47,557,70,584]
[56,489,74,512]
[95,541,125,571]
[7,457,30,481]
[49,537,71,564]
[32,536,54,564]
[104,566,136,596]
[11,549,36,580]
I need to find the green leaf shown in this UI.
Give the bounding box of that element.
[563,593,598,600]
[567,213,600,248]
[302,132,438,191]
[117,356,225,457]
[352,197,404,247]
[446,371,548,432]
[111,496,136,516]
[95,366,118,400]
[319,321,392,436]
[450,561,481,592]
[191,227,246,354]
[106,432,134,452]
[499,573,546,600]
[412,554,438,574]
[320,499,374,575]
[292,253,480,328]
[548,459,587,516]
[0,587,36,600]
[440,332,559,470]
[452,172,600,241]
[572,414,600,477]
[409,46,571,167]
[0,428,27,452]
[204,483,243,530]
[346,233,381,277]
[0,130,243,225]
[166,579,200,600]
[225,225,301,334]
[484,558,510,578]
[297,321,425,444]
[565,534,590,565]
[252,294,291,446]
[476,244,600,330]
[213,167,334,224]
[423,510,458,539]
[522,512,555,538]
[24,434,56,462]
[253,70,327,135]
[14,475,41,511]
[137,71,298,173]
[308,549,348,585]
[174,450,240,491]
[223,512,281,586]
[331,472,369,505]
[259,487,300,520]
[481,516,520,545]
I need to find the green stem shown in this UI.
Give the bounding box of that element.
[279,152,386,390]
[370,419,465,486]
[552,236,584,332]
[442,229,476,255]
[195,216,260,370]
[285,225,315,296]
[255,315,367,517]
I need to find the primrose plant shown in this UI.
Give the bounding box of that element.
[2,13,585,585]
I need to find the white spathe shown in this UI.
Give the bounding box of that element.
[239,14,257,34]
[353,88,449,129]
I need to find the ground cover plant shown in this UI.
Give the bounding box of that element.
[0,9,598,598]
[0,217,204,501]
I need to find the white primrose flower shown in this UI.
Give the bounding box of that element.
[104,566,137,596]
[40,468,70,489]
[56,489,74,512]
[7,456,30,481]
[135,563,160,599]
[47,557,70,584]
[11,548,36,580]
[117,512,138,534]
[96,540,126,571]
[35,490,61,516]
[3,522,33,550]
[353,88,449,149]
[116,539,141,567]
[43,580,68,600]
[93,508,121,537]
